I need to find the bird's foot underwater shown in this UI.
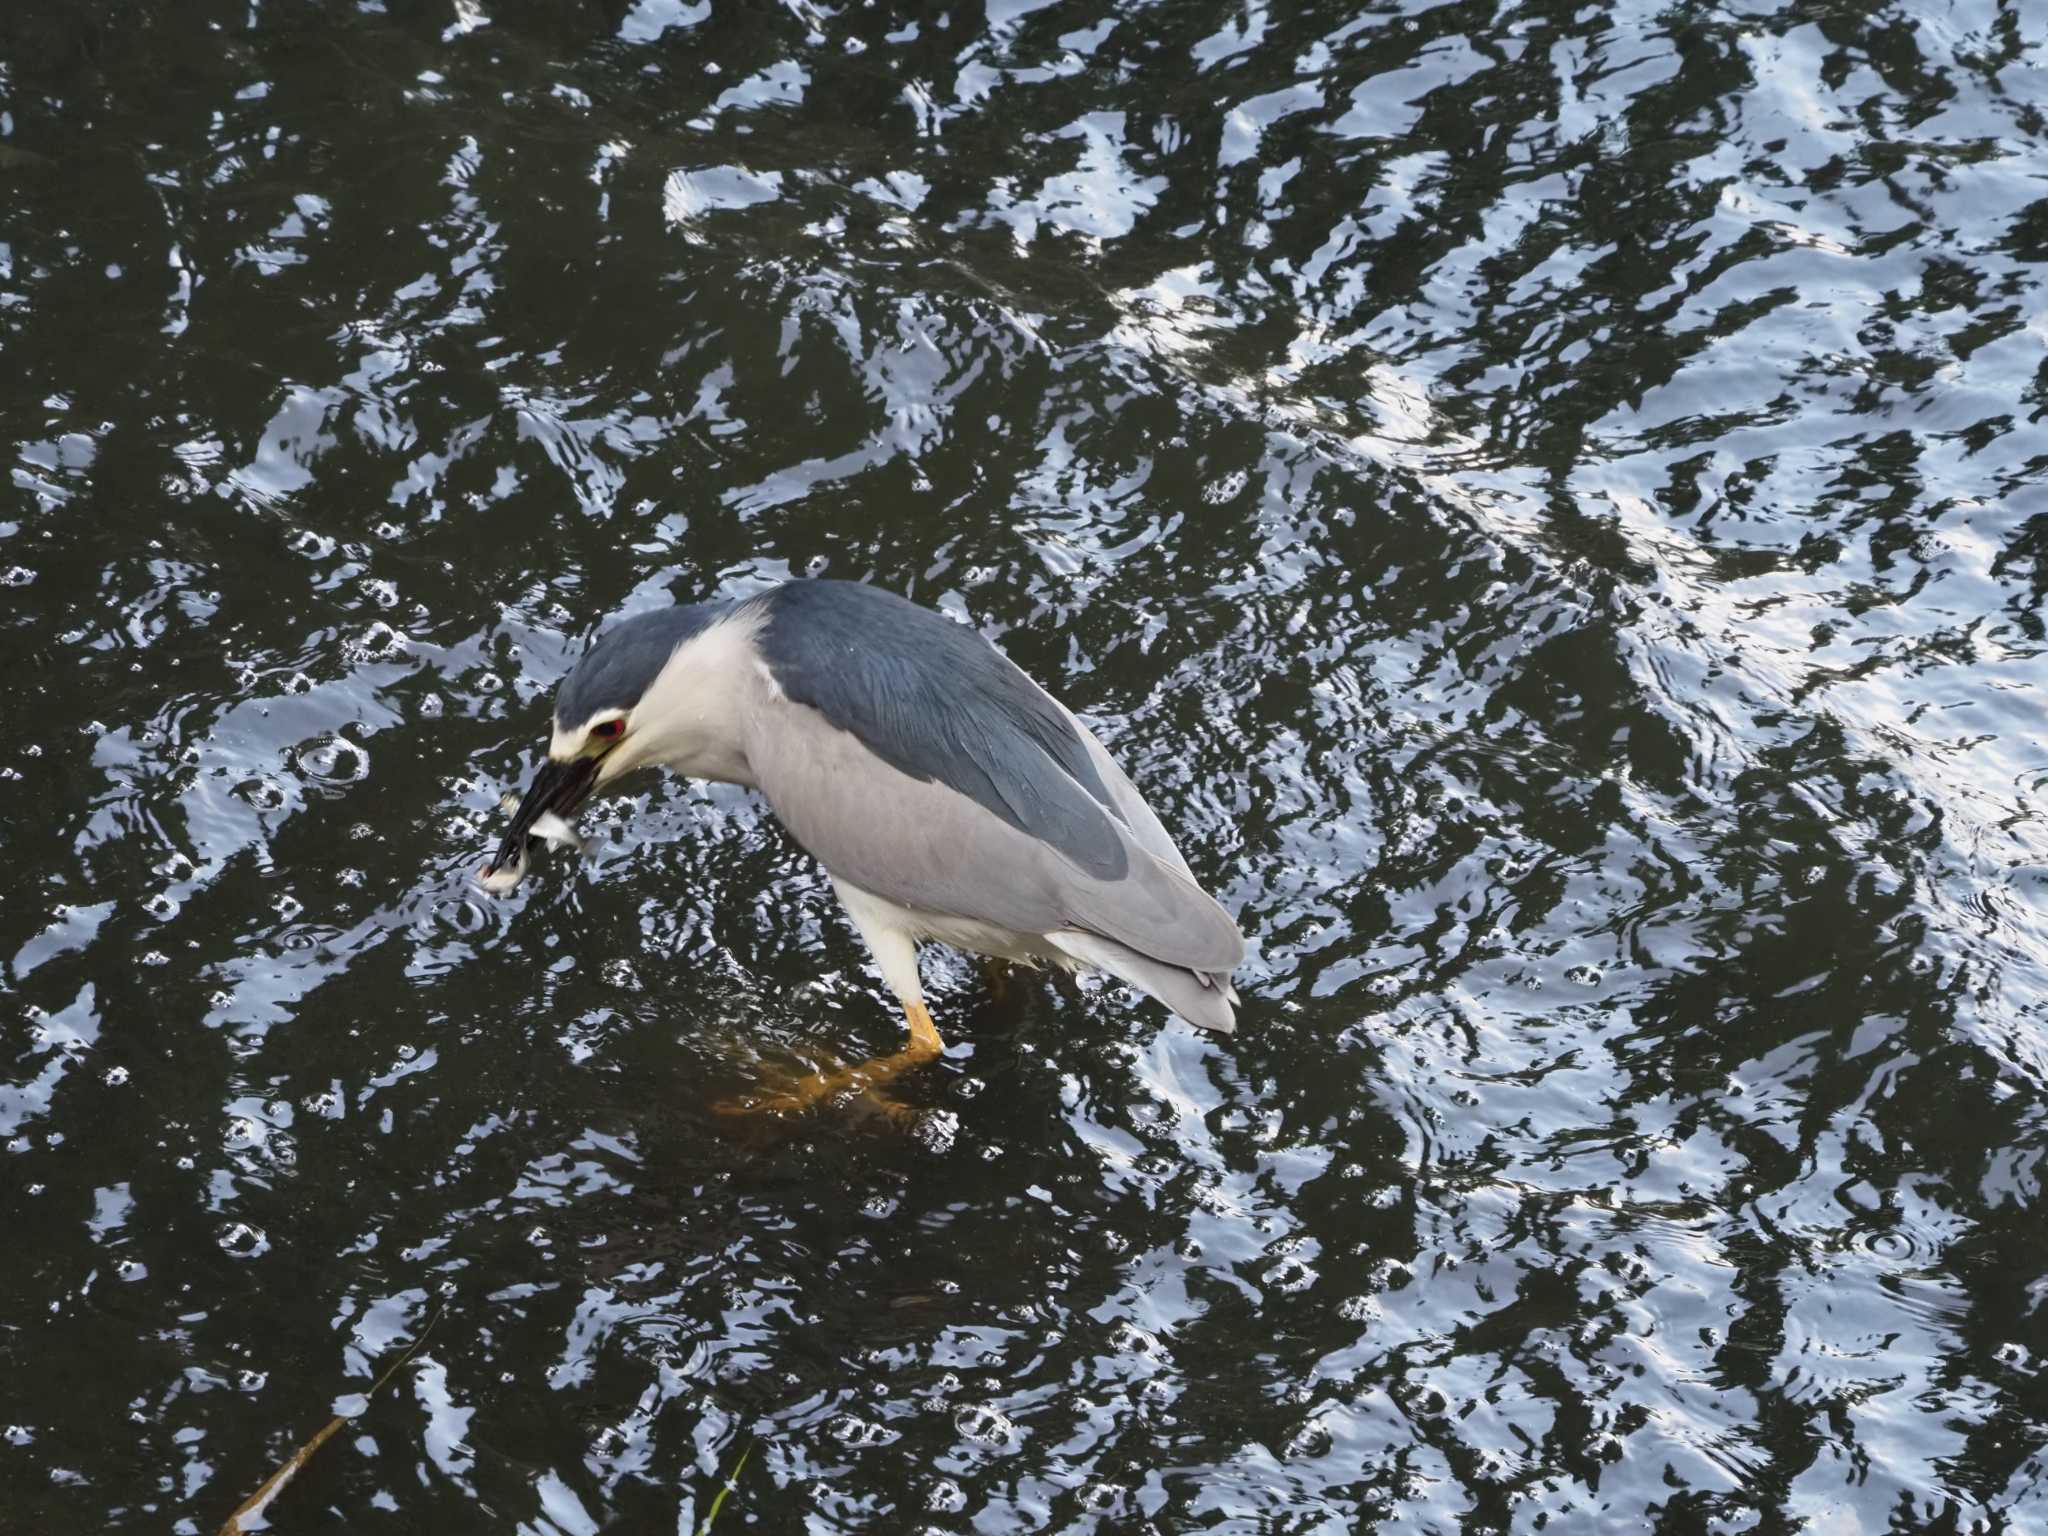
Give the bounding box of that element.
[980,956,1013,1004]
[713,1066,919,1126]
[713,1003,945,1124]
[712,1050,929,1125]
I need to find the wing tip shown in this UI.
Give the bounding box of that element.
[1049,930,1242,1034]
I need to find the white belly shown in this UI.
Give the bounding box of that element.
[828,877,1236,1033]
[842,883,1069,967]
[830,878,1076,1007]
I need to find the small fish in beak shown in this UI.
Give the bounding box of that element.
[480,754,599,894]
[479,799,585,893]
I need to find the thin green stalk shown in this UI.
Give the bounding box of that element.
[697,1439,755,1534]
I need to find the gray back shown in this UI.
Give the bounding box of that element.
[755,581,1129,879]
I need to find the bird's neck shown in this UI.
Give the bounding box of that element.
[630,609,766,789]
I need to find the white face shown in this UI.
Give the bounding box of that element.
[540,615,760,792]
[548,709,631,780]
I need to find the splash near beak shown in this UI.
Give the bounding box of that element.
[480,755,599,892]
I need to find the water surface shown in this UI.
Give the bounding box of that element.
[4,0,2048,1528]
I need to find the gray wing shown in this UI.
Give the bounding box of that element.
[747,691,1244,975]
[1057,702,1198,882]
[754,581,1135,881]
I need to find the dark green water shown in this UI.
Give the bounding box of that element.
[5,0,2047,1528]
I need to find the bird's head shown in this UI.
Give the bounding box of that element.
[483,601,735,883]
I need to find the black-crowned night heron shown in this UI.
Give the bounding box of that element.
[483,580,1243,1115]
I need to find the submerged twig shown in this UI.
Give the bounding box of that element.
[217,1309,441,1535]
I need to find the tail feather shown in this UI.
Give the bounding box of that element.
[1047,929,1238,1034]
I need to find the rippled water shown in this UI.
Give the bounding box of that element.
[5,0,2048,1528]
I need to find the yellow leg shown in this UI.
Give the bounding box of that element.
[714,1001,945,1118]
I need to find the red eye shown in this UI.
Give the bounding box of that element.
[593,720,623,740]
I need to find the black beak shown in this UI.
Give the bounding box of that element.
[487,755,600,874]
